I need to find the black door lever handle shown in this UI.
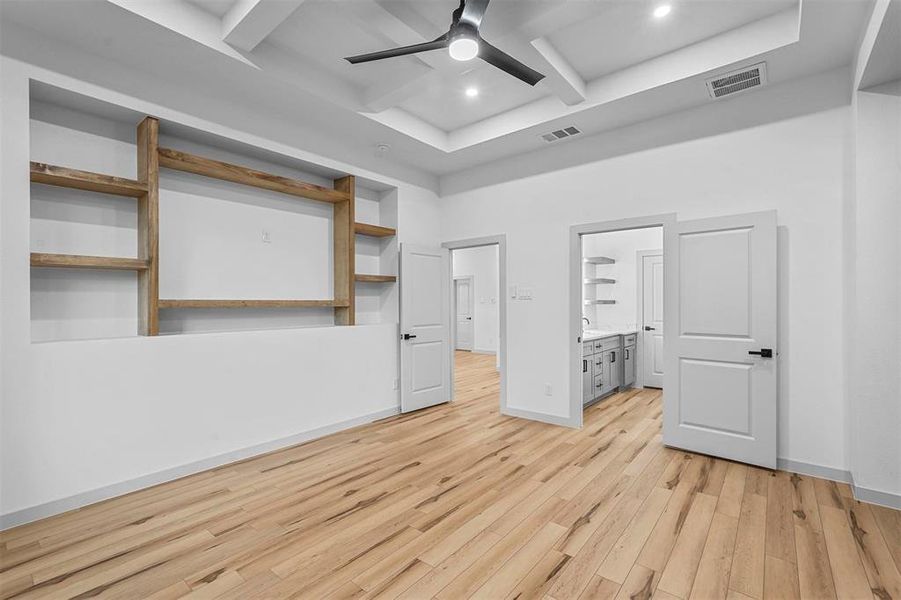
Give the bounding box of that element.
[644,326,655,331]
[748,348,773,358]
[402,333,417,340]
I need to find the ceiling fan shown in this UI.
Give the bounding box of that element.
[344,0,546,86]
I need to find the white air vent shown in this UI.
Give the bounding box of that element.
[540,126,581,143]
[705,63,767,99]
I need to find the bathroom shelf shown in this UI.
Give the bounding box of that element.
[584,256,615,265]
[584,299,616,305]
[584,278,616,284]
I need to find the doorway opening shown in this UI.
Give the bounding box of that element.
[569,215,675,428]
[444,236,507,417]
[580,226,663,407]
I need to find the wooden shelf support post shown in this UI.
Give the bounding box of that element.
[137,117,160,335]
[333,175,355,325]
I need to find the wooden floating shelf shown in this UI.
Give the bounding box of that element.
[355,274,397,283]
[158,148,350,204]
[584,299,616,305]
[584,278,616,284]
[354,222,396,237]
[30,162,147,197]
[159,299,350,309]
[584,256,615,265]
[31,252,150,271]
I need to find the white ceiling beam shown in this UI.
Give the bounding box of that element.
[107,0,255,65]
[529,37,586,105]
[221,0,306,52]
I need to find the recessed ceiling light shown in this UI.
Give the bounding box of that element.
[465,87,479,98]
[653,4,672,18]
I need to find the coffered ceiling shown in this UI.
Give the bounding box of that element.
[0,0,875,182]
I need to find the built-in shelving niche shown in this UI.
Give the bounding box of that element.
[28,81,399,341]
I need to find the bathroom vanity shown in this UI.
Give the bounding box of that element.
[581,330,637,406]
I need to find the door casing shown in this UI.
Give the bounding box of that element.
[569,214,677,429]
[442,236,507,416]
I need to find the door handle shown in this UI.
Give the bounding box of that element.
[466,317,472,320]
[644,326,656,331]
[748,348,773,358]
[402,333,417,340]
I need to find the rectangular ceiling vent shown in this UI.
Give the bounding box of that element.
[540,126,581,143]
[705,62,768,100]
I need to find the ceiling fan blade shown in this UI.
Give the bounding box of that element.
[345,35,448,64]
[478,39,545,86]
[460,0,490,28]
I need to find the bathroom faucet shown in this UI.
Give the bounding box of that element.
[582,316,590,327]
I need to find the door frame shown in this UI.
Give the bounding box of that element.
[442,235,507,415]
[569,214,676,428]
[636,249,663,388]
[453,275,475,351]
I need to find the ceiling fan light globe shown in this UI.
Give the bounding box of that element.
[449,37,479,61]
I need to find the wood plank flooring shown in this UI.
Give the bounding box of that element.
[1,351,898,599]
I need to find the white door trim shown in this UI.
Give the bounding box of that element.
[453,275,474,351]
[569,214,677,429]
[636,249,663,389]
[442,235,507,416]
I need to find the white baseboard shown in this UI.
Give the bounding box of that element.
[777,458,901,509]
[852,484,901,510]
[777,458,852,484]
[502,406,577,428]
[0,406,400,531]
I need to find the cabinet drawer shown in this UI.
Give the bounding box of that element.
[582,341,595,356]
[592,354,605,373]
[593,374,605,392]
[593,336,621,353]
[623,333,637,346]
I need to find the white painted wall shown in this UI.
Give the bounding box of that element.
[0,56,442,524]
[440,102,849,474]
[453,246,499,353]
[849,88,901,500]
[581,228,663,330]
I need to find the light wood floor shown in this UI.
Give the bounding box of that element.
[2,351,899,599]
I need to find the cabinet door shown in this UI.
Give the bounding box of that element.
[624,345,636,387]
[582,358,593,404]
[608,349,622,391]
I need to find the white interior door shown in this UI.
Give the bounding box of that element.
[400,244,451,413]
[641,252,664,388]
[454,277,474,351]
[664,211,777,468]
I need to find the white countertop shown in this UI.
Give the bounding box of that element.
[582,329,638,341]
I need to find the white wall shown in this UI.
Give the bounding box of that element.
[440,104,849,475]
[0,56,442,525]
[582,228,663,330]
[453,245,499,353]
[849,88,901,500]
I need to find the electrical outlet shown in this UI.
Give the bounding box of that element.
[261,230,272,243]
[544,383,553,396]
